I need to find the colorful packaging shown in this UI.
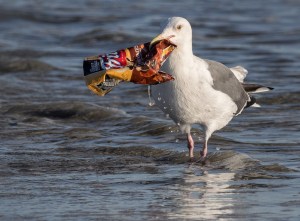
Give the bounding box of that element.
[83,40,176,96]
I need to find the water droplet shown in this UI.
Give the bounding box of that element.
[163,106,167,109]
[175,138,179,143]
[149,101,155,106]
[157,96,162,101]
[177,122,181,126]
[148,86,155,106]
[216,147,221,151]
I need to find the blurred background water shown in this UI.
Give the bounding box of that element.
[0,0,300,220]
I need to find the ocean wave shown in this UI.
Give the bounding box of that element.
[2,101,127,123]
[0,57,57,73]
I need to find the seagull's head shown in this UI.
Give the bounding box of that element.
[150,17,192,50]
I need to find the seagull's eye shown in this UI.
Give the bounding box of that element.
[176,25,182,30]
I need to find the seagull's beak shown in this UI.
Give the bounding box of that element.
[150,34,175,49]
[150,34,164,49]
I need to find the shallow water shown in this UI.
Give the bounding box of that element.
[1,0,300,220]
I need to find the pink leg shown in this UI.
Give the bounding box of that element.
[201,130,211,158]
[187,133,194,158]
[200,139,208,158]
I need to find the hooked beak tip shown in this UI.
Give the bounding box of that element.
[150,34,164,49]
[150,34,176,49]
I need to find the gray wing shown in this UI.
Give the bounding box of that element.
[205,59,249,115]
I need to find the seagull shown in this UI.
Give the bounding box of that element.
[149,17,273,159]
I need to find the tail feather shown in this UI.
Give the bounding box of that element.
[243,83,273,93]
[245,95,257,108]
[251,103,261,107]
[243,84,273,108]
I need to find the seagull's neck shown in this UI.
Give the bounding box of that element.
[175,43,193,59]
[167,43,194,72]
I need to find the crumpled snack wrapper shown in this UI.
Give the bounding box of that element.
[83,40,176,96]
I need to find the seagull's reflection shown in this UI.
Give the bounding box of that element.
[169,167,235,220]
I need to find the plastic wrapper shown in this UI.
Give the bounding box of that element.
[83,39,176,96]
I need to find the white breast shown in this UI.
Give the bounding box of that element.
[151,53,237,133]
